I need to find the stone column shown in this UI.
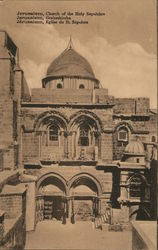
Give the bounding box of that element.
[0,210,4,241]
[98,198,101,215]
[66,198,69,218]
[68,131,73,160]
[71,131,77,159]
[120,205,129,223]
[58,131,61,148]
[71,132,74,160]
[92,197,95,221]
[38,131,43,158]
[63,131,69,159]
[19,174,37,231]
[97,132,101,160]
[68,198,72,218]
[95,197,98,216]
[62,198,67,224]
[59,131,64,159]
[71,197,75,224]
[145,144,154,168]
[120,171,128,200]
[91,131,95,160]
[117,171,130,223]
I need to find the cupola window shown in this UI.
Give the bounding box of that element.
[78,124,89,146]
[49,125,58,142]
[79,84,85,89]
[57,83,63,89]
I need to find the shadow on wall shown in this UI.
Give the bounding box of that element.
[130,206,151,221]
[110,168,120,208]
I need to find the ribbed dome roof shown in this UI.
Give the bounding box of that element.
[124,141,145,155]
[46,47,95,79]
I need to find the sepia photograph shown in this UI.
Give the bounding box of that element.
[0,0,157,249]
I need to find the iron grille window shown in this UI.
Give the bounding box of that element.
[129,176,144,198]
[79,124,89,146]
[118,128,128,142]
[49,125,58,141]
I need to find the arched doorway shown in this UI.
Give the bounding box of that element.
[36,174,67,223]
[68,174,101,222]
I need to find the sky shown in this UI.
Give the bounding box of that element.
[0,0,157,108]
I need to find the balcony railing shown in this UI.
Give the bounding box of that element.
[40,145,99,163]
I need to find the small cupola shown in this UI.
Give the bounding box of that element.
[122,139,145,164]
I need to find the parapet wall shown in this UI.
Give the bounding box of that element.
[114,98,150,114]
[30,88,112,104]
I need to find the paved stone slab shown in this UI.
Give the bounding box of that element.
[25,221,132,250]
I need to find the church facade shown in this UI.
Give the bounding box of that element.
[0,30,157,242]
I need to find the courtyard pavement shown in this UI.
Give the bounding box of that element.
[25,220,132,250]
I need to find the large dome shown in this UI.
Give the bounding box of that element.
[46,47,95,79]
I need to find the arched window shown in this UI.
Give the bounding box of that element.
[57,83,63,89]
[79,84,85,89]
[117,126,129,147]
[49,125,58,142]
[128,175,145,199]
[78,124,89,146]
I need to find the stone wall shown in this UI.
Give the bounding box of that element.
[0,58,15,170]
[32,88,93,104]
[74,200,93,221]
[45,78,97,90]
[0,214,26,250]
[22,107,114,132]
[101,133,113,162]
[21,102,157,165]
[25,166,115,206]
[31,88,111,104]
[114,98,150,115]
[0,182,26,249]
[21,107,114,164]
[131,221,157,250]
[22,133,39,163]
[0,31,25,170]
[25,181,36,231]
[0,192,26,219]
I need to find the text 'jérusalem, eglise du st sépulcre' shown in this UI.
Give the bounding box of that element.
[16,11,106,24]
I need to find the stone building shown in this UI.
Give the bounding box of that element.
[0,30,157,247]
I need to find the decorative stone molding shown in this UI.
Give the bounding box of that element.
[33,110,68,130]
[69,110,103,131]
